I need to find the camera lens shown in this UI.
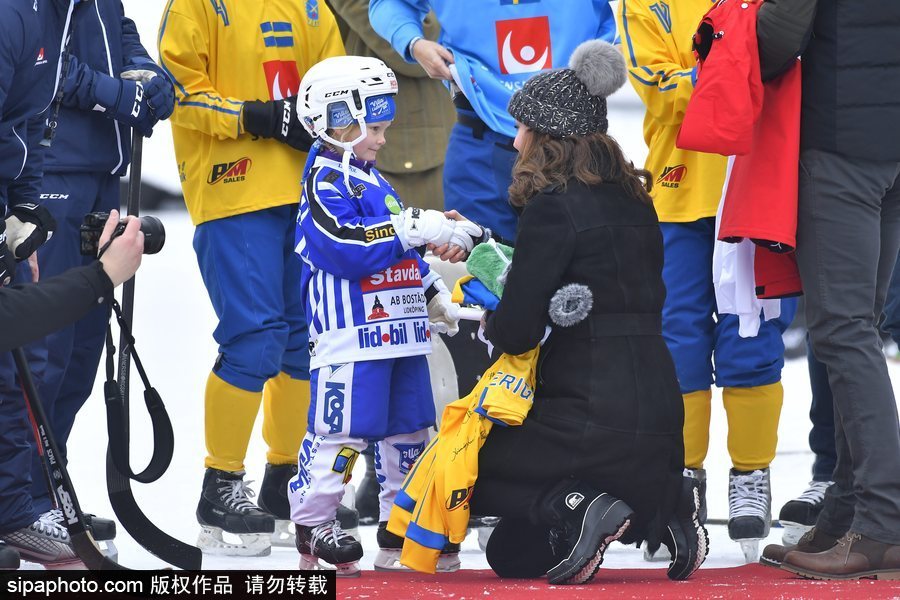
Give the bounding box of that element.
[139,216,165,255]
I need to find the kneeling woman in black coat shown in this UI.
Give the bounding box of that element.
[466,41,707,585]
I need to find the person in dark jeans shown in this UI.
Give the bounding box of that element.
[880,253,900,351]
[756,0,900,580]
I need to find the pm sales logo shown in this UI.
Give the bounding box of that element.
[657,164,687,189]
[35,47,47,66]
[496,16,552,74]
[208,157,252,184]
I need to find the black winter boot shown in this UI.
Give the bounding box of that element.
[485,517,556,578]
[538,479,634,585]
[662,476,709,580]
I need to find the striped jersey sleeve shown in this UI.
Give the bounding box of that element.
[299,166,407,281]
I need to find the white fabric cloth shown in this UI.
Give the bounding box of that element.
[713,156,781,337]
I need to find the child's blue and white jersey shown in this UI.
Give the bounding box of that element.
[296,148,439,370]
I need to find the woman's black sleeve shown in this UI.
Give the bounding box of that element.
[485,193,575,355]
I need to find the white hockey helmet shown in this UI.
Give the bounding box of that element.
[297,55,398,145]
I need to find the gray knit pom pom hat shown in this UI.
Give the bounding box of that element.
[508,40,627,138]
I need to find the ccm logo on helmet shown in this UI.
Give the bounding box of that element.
[324,90,350,98]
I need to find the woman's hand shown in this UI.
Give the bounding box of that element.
[428,210,488,262]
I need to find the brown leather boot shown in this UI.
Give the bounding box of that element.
[781,532,900,580]
[759,527,840,567]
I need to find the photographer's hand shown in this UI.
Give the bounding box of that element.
[98,210,143,287]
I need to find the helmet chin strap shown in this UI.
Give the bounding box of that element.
[319,118,369,197]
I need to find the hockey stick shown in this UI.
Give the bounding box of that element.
[12,348,124,570]
[104,133,202,570]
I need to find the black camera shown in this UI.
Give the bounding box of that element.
[80,212,166,256]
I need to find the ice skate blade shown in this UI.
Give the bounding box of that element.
[271,520,295,548]
[738,539,761,563]
[641,541,671,562]
[99,540,118,564]
[299,554,360,577]
[780,521,812,546]
[39,559,87,570]
[374,548,460,573]
[197,526,271,557]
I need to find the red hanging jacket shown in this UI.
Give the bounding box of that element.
[677,0,802,298]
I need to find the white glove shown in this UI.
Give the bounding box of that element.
[448,219,489,253]
[391,207,456,251]
[426,278,459,337]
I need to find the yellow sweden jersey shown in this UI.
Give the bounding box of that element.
[617,0,726,222]
[158,0,344,225]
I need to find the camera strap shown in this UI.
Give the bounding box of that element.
[103,299,174,484]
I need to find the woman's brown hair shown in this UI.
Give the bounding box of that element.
[508,128,652,207]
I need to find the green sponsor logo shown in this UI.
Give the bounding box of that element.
[384,194,401,215]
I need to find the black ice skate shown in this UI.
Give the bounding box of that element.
[539,479,634,585]
[778,480,831,545]
[258,463,361,547]
[258,463,294,547]
[196,468,275,557]
[728,468,772,562]
[48,508,119,562]
[374,521,461,572]
[356,453,380,526]
[661,476,709,580]
[0,540,20,570]
[296,519,363,577]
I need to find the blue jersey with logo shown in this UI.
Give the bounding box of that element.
[369,0,617,138]
[296,147,439,370]
[0,0,73,208]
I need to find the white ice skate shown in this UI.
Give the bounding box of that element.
[728,468,772,563]
[374,521,461,572]
[373,548,462,573]
[0,511,83,568]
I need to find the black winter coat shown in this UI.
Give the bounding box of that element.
[473,180,685,543]
[0,261,113,353]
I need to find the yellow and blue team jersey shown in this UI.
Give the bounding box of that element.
[157,0,344,225]
[617,0,726,222]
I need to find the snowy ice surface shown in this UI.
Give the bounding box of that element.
[19,1,900,572]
